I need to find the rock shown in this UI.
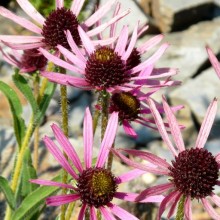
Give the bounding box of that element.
[140,0,152,15]
[152,0,215,33]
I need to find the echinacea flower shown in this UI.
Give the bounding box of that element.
[113,97,220,219]
[0,47,47,73]
[0,0,129,50]
[109,86,183,138]
[40,24,179,92]
[30,108,163,219]
[206,46,220,79]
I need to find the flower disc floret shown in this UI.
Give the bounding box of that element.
[42,7,80,49]
[85,47,129,89]
[77,167,118,208]
[110,92,140,122]
[126,47,141,71]
[169,148,219,199]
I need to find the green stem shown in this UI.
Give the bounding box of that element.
[93,93,102,135]
[65,201,75,220]
[107,142,115,170]
[60,68,69,220]
[175,195,186,220]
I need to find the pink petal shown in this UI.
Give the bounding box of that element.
[116,169,146,184]
[157,190,180,220]
[122,121,137,138]
[162,96,185,152]
[66,30,86,62]
[90,206,97,220]
[110,2,121,39]
[17,0,45,25]
[30,179,75,190]
[96,112,118,167]
[83,108,94,169]
[93,37,118,46]
[131,43,169,74]
[0,35,43,43]
[147,98,178,156]
[206,46,220,79]
[184,196,192,220]
[112,149,169,175]
[0,7,42,34]
[195,98,218,149]
[57,45,86,70]
[71,0,86,16]
[114,192,164,203]
[99,206,117,220]
[201,198,220,220]
[43,136,78,179]
[51,124,83,173]
[78,26,95,55]
[122,22,138,60]
[78,204,87,220]
[137,34,164,55]
[46,194,80,206]
[107,203,139,220]
[114,26,128,56]
[210,193,220,207]
[137,183,173,201]
[2,41,45,50]
[84,0,117,27]
[167,192,182,219]
[56,0,64,9]
[39,48,84,74]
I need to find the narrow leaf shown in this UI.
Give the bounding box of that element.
[0,176,16,210]
[0,81,26,147]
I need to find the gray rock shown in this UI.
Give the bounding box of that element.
[152,0,214,32]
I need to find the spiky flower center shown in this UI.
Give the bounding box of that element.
[77,167,118,208]
[41,7,80,49]
[109,92,140,122]
[126,47,141,71]
[169,148,219,199]
[21,49,47,72]
[85,47,129,89]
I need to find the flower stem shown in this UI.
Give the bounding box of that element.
[65,202,75,220]
[107,142,115,170]
[93,93,102,135]
[175,195,186,220]
[59,67,69,220]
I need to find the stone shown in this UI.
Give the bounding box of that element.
[152,0,214,33]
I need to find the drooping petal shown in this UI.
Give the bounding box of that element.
[108,203,139,220]
[30,179,76,190]
[96,112,118,168]
[210,193,220,207]
[39,48,84,74]
[162,96,185,152]
[78,204,87,220]
[167,192,182,219]
[184,196,193,220]
[51,124,83,173]
[83,108,94,169]
[43,136,78,179]
[46,194,80,206]
[114,26,128,56]
[0,35,43,43]
[122,121,137,138]
[71,0,86,16]
[116,169,146,184]
[201,198,220,220]
[99,206,117,220]
[2,41,45,50]
[17,0,45,25]
[0,7,42,34]
[114,192,164,203]
[90,206,97,220]
[195,98,218,149]
[148,98,178,156]
[84,0,117,27]
[206,46,220,79]
[78,26,95,55]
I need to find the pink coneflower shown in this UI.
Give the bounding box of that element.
[0,0,129,50]
[0,47,47,73]
[206,46,220,79]
[113,97,220,219]
[109,87,183,137]
[40,24,179,92]
[30,108,163,219]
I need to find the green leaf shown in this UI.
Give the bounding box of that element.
[34,81,56,127]
[12,70,39,116]
[0,81,26,147]
[11,173,64,220]
[21,149,38,198]
[0,176,16,210]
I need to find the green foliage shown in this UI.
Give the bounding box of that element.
[0,80,26,148]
